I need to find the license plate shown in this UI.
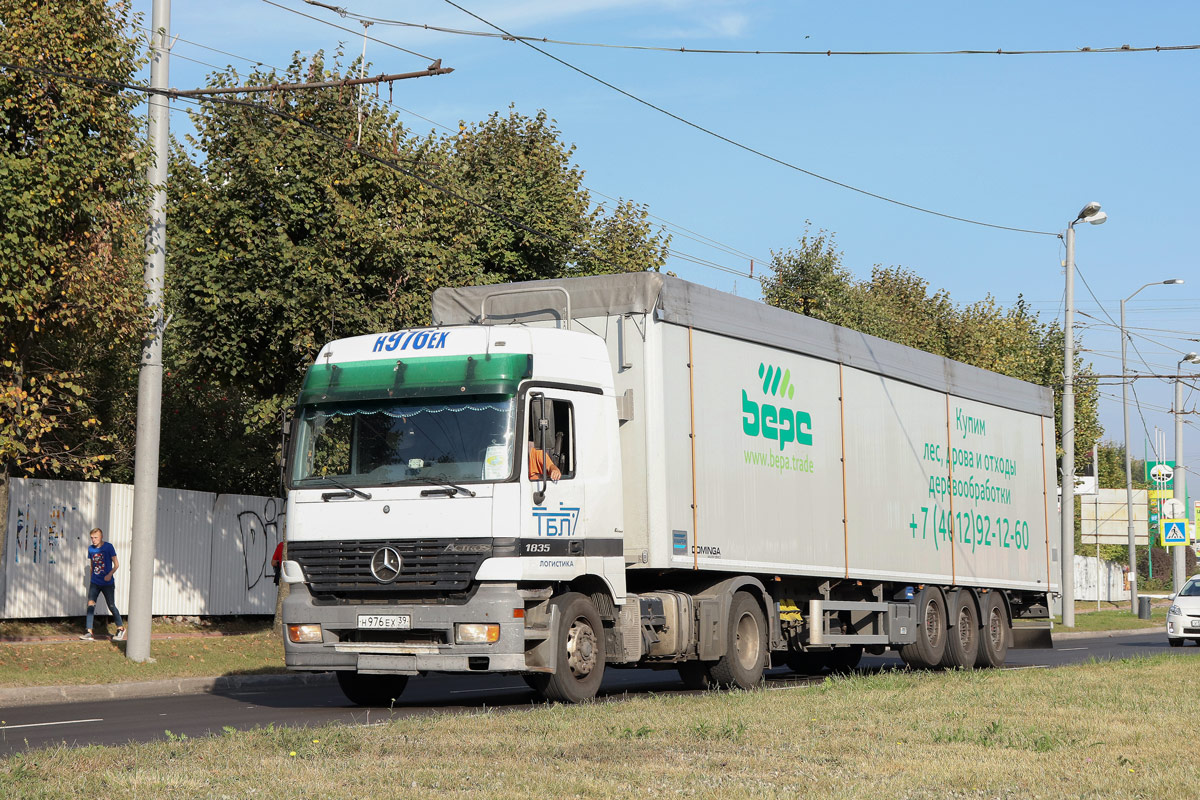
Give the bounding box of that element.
[358,614,411,630]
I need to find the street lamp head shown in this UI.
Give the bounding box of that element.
[1184,352,1200,365]
[1084,210,1107,226]
[1164,279,1185,285]
[1076,201,1103,221]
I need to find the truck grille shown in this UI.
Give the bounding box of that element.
[288,539,492,595]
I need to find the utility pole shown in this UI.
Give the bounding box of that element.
[1061,222,1076,628]
[1060,202,1107,628]
[1175,353,1200,592]
[128,0,170,663]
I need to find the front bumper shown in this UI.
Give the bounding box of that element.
[282,581,530,673]
[1165,611,1200,639]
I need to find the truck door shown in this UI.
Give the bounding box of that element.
[522,391,587,561]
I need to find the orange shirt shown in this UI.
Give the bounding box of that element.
[528,447,561,480]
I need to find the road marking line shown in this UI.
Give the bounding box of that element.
[449,684,526,695]
[1,718,102,731]
[1058,647,1088,651]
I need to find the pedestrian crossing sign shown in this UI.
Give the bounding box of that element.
[1160,519,1188,546]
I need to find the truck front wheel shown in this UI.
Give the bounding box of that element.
[527,593,606,703]
[709,592,767,689]
[335,671,408,707]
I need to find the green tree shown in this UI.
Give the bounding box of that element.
[0,0,148,481]
[760,230,1102,466]
[164,55,668,494]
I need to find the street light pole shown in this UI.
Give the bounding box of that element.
[1174,352,1200,593]
[1121,279,1184,612]
[1061,202,1106,628]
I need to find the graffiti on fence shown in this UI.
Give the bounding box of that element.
[12,504,72,565]
[236,498,284,592]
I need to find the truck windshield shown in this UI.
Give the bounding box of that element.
[290,396,517,487]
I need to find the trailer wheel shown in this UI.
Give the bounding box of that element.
[976,592,1010,668]
[709,592,767,689]
[335,671,408,707]
[529,593,606,703]
[940,591,979,669]
[899,587,947,668]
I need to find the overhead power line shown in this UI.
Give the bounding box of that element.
[261,0,438,62]
[0,58,655,278]
[336,11,1200,59]
[435,0,1058,237]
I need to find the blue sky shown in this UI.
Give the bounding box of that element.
[130,0,1200,488]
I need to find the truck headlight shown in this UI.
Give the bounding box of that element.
[455,623,500,644]
[287,624,323,643]
[1170,604,1182,617]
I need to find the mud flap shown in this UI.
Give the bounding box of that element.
[1011,621,1054,649]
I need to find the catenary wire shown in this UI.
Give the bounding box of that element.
[161,19,762,281]
[0,58,661,277]
[436,0,1059,238]
[262,0,439,63]
[331,9,1200,58]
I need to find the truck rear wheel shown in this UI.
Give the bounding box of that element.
[976,592,1010,668]
[528,593,606,703]
[899,587,947,669]
[940,591,979,669]
[335,671,408,707]
[709,592,767,689]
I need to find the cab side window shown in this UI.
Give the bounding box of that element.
[529,397,574,479]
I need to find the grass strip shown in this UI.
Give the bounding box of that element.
[0,655,1190,798]
[0,631,283,688]
[1054,607,1165,632]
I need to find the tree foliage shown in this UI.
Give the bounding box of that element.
[760,225,1102,467]
[0,0,149,480]
[163,54,669,493]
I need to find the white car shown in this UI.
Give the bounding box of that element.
[1167,574,1200,647]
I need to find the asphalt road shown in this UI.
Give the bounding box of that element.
[0,630,1191,755]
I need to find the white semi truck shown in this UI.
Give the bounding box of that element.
[280,274,1058,704]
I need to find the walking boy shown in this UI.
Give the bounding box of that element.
[81,527,126,641]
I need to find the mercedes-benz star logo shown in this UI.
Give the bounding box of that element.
[370,546,403,584]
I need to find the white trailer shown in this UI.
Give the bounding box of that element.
[281,274,1058,704]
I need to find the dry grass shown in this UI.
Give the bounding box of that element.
[0,631,283,688]
[0,655,1190,799]
[1055,606,1164,631]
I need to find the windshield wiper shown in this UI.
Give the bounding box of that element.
[416,477,477,498]
[320,477,372,502]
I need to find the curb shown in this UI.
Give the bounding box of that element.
[1052,626,1162,641]
[0,671,336,709]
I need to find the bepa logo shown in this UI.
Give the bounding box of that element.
[742,363,813,450]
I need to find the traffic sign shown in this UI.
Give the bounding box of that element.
[1160,519,1188,546]
[1147,460,1175,488]
[1163,498,1187,519]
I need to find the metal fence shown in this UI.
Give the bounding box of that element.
[1,478,282,619]
[1074,554,1131,603]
